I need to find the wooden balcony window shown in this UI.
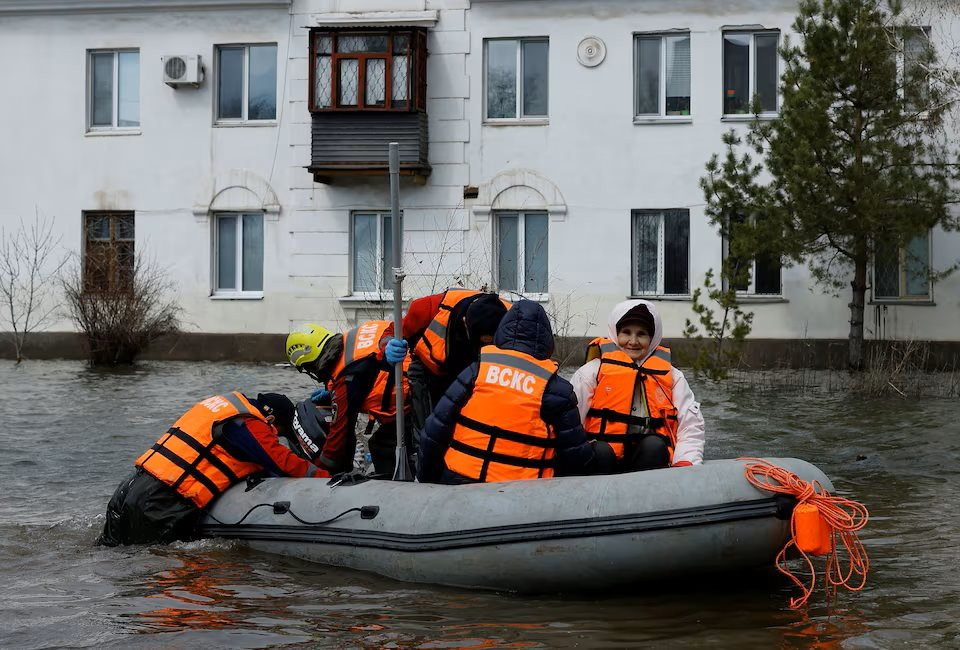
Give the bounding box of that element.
[310,29,427,112]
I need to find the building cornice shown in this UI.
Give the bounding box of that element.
[0,0,290,14]
[309,10,438,28]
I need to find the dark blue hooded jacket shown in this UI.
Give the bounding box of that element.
[417,300,596,484]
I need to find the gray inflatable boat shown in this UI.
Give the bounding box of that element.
[198,458,830,592]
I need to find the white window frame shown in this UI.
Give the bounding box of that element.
[631,209,690,297]
[86,49,140,132]
[633,32,692,122]
[872,231,933,302]
[721,31,781,118]
[212,212,264,299]
[494,210,549,299]
[214,43,278,125]
[349,211,395,298]
[483,37,549,123]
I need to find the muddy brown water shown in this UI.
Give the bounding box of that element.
[0,361,957,648]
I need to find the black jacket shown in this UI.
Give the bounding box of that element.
[417,300,596,483]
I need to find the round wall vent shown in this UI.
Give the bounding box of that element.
[577,36,606,68]
[165,56,187,80]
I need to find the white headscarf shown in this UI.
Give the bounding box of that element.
[606,299,663,365]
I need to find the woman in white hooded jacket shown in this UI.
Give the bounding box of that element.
[571,299,704,469]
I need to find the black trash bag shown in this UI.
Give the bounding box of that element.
[287,399,333,462]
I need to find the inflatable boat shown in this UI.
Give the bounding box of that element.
[198,457,830,592]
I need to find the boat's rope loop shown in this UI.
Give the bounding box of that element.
[740,458,870,609]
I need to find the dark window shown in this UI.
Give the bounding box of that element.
[725,214,782,295]
[874,232,930,300]
[632,209,689,295]
[216,44,278,122]
[311,29,427,112]
[723,31,779,115]
[83,211,134,293]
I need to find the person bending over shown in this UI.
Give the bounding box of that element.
[98,391,327,546]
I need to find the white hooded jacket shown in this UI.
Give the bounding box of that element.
[570,299,705,465]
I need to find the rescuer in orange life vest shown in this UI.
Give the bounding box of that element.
[417,300,597,484]
[571,300,705,472]
[382,289,511,437]
[286,320,411,477]
[97,392,328,547]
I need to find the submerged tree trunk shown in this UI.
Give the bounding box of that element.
[848,255,868,371]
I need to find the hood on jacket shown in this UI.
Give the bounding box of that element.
[606,299,663,365]
[493,300,555,361]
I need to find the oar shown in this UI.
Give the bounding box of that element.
[389,142,413,482]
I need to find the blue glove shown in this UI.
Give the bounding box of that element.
[310,387,331,404]
[384,338,408,364]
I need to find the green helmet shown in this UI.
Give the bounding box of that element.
[286,323,335,369]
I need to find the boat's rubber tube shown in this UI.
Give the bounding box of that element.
[199,458,831,591]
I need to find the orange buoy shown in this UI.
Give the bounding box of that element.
[794,503,832,556]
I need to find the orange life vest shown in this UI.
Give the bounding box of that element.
[445,346,559,482]
[582,338,679,461]
[135,392,266,508]
[332,320,409,421]
[413,289,511,375]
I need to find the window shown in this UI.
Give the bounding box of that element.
[723,31,779,115]
[484,38,549,120]
[83,212,134,293]
[351,212,395,294]
[902,27,931,110]
[723,215,782,296]
[88,50,139,129]
[635,33,691,118]
[216,44,277,122]
[214,213,263,295]
[632,209,689,295]
[311,30,427,112]
[874,232,931,300]
[495,211,548,294]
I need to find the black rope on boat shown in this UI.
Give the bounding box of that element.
[205,502,379,527]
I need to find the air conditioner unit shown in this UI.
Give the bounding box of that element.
[162,54,203,88]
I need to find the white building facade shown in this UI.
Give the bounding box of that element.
[0,0,957,358]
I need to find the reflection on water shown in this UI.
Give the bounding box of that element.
[0,361,958,648]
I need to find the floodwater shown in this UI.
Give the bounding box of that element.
[1,360,958,649]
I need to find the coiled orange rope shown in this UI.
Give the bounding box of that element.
[741,458,870,608]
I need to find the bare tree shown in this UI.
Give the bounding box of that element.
[0,213,67,363]
[61,253,181,365]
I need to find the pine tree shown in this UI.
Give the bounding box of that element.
[702,0,960,370]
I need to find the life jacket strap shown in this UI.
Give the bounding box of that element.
[163,426,240,492]
[149,442,223,499]
[455,414,560,449]
[587,408,665,431]
[449,439,556,470]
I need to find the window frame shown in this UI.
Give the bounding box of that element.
[630,209,691,297]
[309,29,427,113]
[86,49,140,132]
[214,43,279,125]
[349,210,396,298]
[494,210,549,297]
[212,212,265,299]
[872,231,933,302]
[483,36,550,123]
[82,211,135,293]
[899,26,932,111]
[721,30,781,118]
[721,229,783,297]
[633,31,692,121]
